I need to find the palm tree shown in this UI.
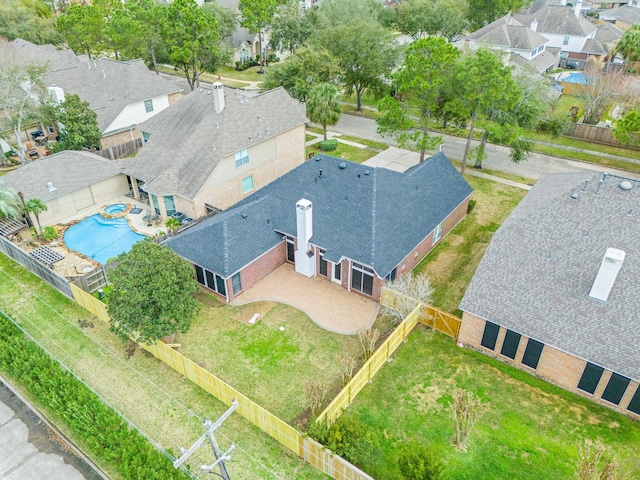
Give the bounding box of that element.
[0,185,21,219]
[23,198,48,233]
[307,83,342,141]
[616,24,640,73]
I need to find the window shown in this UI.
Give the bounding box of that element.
[480,321,500,350]
[286,236,295,262]
[235,148,249,168]
[231,272,242,294]
[144,99,154,113]
[319,250,328,276]
[194,265,226,296]
[601,373,631,406]
[414,249,419,257]
[142,132,150,143]
[521,339,544,369]
[151,194,160,215]
[432,222,443,245]
[577,363,604,395]
[500,329,521,359]
[334,262,341,281]
[562,36,570,46]
[164,195,176,216]
[531,49,536,57]
[538,45,544,53]
[241,175,254,194]
[351,262,374,296]
[628,386,640,415]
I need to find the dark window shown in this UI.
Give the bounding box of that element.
[500,330,521,359]
[351,262,374,296]
[386,268,396,282]
[362,272,373,296]
[286,237,295,262]
[334,263,341,281]
[578,363,604,394]
[231,273,242,294]
[351,268,362,291]
[216,275,226,296]
[521,339,544,369]
[195,265,205,285]
[628,386,640,415]
[601,373,631,406]
[319,250,327,276]
[480,321,500,350]
[205,270,215,290]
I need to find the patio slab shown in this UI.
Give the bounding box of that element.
[232,264,378,335]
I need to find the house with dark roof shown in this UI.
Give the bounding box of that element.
[0,151,127,226]
[164,153,472,303]
[124,84,307,220]
[459,171,640,419]
[3,39,182,156]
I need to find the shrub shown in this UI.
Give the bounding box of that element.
[320,139,338,151]
[467,199,477,213]
[267,53,280,63]
[397,441,445,480]
[41,226,58,242]
[537,116,570,137]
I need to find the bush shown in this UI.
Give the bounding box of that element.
[467,199,477,213]
[41,226,58,242]
[267,53,280,63]
[537,116,570,138]
[0,312,187,479]
[320,139,338,151]
[397,441,444,480]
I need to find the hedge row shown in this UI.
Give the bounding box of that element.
[0,312,188,480]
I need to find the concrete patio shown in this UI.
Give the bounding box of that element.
[232,263,379,335]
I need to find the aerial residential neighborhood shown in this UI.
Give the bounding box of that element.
[1,0,640,479]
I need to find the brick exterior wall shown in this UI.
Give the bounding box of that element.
[459,311,640,420]
[167,91,182,106]
[226,241,287,302]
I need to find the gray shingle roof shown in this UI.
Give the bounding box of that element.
[165,153,472,279]
[581,38,608,55]
[460,172,640,381]
[466,15,548,50]
[595,22,624,44]
[515,6,596,37]
[124,86,307,200]
[0,151,123,202]
[6,39,181,132]
[598,4,640,23]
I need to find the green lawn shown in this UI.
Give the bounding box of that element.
[344,328,640,480]
[415,175,527,315]
[306,140,380,164]
[177,294,363,424]
[216,65,266,83]
[341,92,380,110]
[0,256,327,480]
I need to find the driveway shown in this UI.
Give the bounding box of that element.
[232,264,378,335]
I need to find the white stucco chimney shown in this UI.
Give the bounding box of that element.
[212,82,225,113]
[530,19,538,32]
[47,85,65,104]
[294,199,315,277]
[574,0,583,17]
[589,248,625,302]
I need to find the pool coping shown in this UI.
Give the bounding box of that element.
[98,202,132,220]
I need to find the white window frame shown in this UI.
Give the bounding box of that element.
[432,222,443,245]
[235,148,249,168]
[144,99,154,113]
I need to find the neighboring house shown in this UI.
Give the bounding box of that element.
[459,171,640,419]
[123,84,307,220]
[599,3,640,29]
[2,39,182,156]
[514,0,606,68]
[0,151,128,226]
[164,153,473,303]
[463,15,560,73]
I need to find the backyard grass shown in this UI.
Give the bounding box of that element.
[415,175,527,315]
[176,293,363,424]
[343,328,640,480]
[216,65,266,83]
[0,256,327,480]
[341,92,380,110]
[306,140,380,164]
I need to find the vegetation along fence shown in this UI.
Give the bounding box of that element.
[565,122,623,147]
[0,236,73,298]
[70,266,108,293]
[68,285,374,480]
[316,287,462,426]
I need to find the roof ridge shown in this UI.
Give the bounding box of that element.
[222,219,230,275]
[370,168,377,264]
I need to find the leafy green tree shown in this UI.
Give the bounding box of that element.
[615,24,640,73]
[312,0,398,111]
[377,37,459,162]
[432,0,469,43]
[397,441,444,480]
[44,94,102,152]
[0,185,21,219]
[269,0,315,55]
[23,198,48,234]
[614,110,640,146]
[106,240,200,345]
[467,0,530,30]
[56,4,106,57]
[262,47,341,102]
[165,0,226,91]
[0,0,61,45]
[307,83,342,140]
[239,0,281,73]
[0,50,48,164]
[452,49,518,173]
[396,0,436,40]
[203,1,237,41]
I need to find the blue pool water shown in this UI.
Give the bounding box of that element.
[563,73,588,84]
[104,203,126,215]
[64,214,146,264]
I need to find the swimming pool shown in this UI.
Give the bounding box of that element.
[64,214,146,264]
[562,73,588,84]
[104,203,126,215]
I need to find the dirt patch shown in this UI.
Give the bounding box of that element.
[425,251,459,284]
[408,382,453,414]
[292,406,313,431]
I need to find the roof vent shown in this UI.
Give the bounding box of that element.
[588,248,625,302]
[339,162,347,169]
[315,157,321,162]
[241,213,248,219]
[46,182,56,192]
[364,170,371,175]
[619,180,633,190]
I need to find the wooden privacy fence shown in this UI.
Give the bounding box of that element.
[68,284,374,480]
[316,287,462,426]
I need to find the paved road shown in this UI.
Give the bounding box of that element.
[331,114,640,180]
[0,379,106,480]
